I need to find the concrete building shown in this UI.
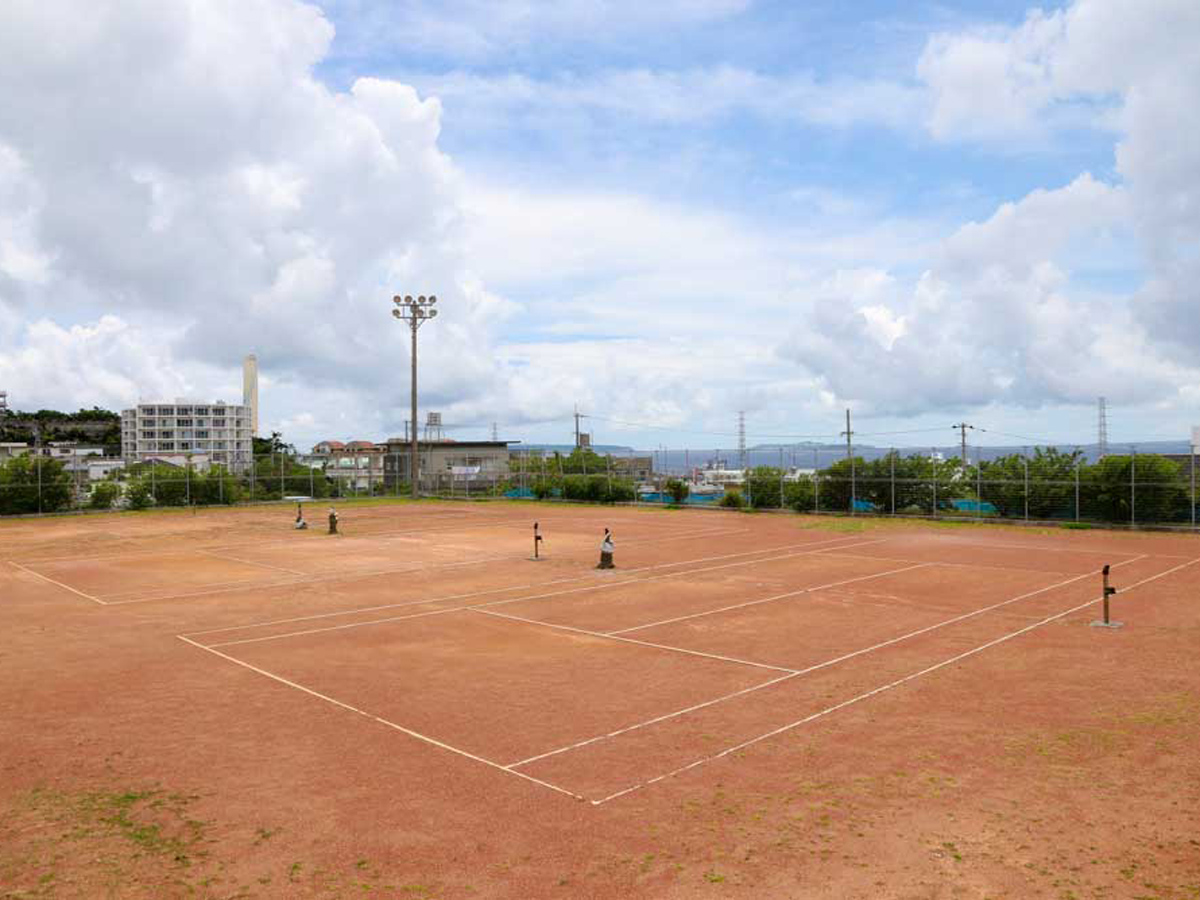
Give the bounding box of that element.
[0,442,30,460]
[382,439,511,491]
[121,401,253,471]
[311,440,387,492]
[120,357,258,472]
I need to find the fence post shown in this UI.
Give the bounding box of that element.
[1192,448,1196,530]
[890,450,895,516]
[150,462,156,505]
[1023,451,1029,521]
[186,455,191,505]
[932,451,937,518]
[813,448,819,513]
[976,449,983,520]
[37,454,42,514]
[850,450,856,516]
[779,447,784,508]
[1130,446,1137,526]
[1074,459,1080,522]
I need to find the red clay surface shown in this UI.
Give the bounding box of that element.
[2,500,1198,899]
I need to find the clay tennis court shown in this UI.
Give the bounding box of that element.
[2,501,1198,898]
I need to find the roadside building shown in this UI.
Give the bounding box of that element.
[382,439,511,492]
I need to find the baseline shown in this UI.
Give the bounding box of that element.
[508,556,1147,770]
[8,561,107,606]
[590,555,1197,804]
[176,636,583,802]
[188,536,886,646]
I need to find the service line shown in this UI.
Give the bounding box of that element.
[8,561,107,606]
[103,523,752,605]
[511,556,1147,771]
[591,553,1187,805]
[183,533,874,638]
[190,536,885,647]
[176,635,584,803]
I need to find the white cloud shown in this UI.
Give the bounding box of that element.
[414,67,925,133]
[319,0,751,64]
[0,0,511,443]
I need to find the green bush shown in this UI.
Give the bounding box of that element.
[664,478,689,505]
[561,474,635,503]
[88,481,120,510]
[532,477,558,500]
[783,478,814,512]
[0,456,73,514]
[125,479,154,510]
[718,489,744,508]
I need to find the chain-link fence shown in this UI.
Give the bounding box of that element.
[1,444,1196,531]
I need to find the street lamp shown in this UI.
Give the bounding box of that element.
[392,294,438,499]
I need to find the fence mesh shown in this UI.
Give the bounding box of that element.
[0,445,1196,530]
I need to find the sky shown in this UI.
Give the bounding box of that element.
[0,0,1197,452]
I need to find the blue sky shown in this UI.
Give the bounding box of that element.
[0,1,1196,451]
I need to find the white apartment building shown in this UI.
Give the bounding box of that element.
[121,355,259,473]
[121,401,253,471]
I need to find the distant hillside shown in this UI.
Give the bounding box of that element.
[0,408,121,452]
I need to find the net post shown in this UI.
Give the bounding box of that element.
[531,521,543,561]
[1091,564,1122,629]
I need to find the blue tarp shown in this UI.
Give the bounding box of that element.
[944,498,998,514]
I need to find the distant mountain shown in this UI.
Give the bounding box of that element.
[518,443,636,454]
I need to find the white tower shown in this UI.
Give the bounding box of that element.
[243,354,259,437]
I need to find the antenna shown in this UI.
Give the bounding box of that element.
[1098,397,1108,459]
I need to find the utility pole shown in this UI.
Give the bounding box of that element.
[392,293,438,499]
[841,409,854,514]
[952,422,974,467]
[1097,397,1108,459]
[574,406,581,449]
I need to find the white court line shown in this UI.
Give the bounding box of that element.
[816,549,1072,577]
[508,672,800,769]
[8,561,107,606]
[606,563,933,635]
[102,523,754,605]
[199,549,309,577]
[475,608,798,674]
[190,537,885,646]
[99,548,527,604]
[205,606,466,649]
[591,554,1191,805]
[183,534,874,637]
[917,536,1147,557]
[11,511,558,566]
[513,557,1148,770]
[175,635,584,802]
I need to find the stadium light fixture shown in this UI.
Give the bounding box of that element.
[392,293,438,498]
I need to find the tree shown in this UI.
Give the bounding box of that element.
[664,478,690,505]
[252,431,295,456]
[88,481,120,510]
[975,447,1082,519]
[718,489,744,509]
[745,467,785,509]
[247,455,327,499]
[0,456,73,514]
[1081,454,1188,523]
[783,477,814,512]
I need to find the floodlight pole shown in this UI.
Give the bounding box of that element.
[392,294,438,499]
